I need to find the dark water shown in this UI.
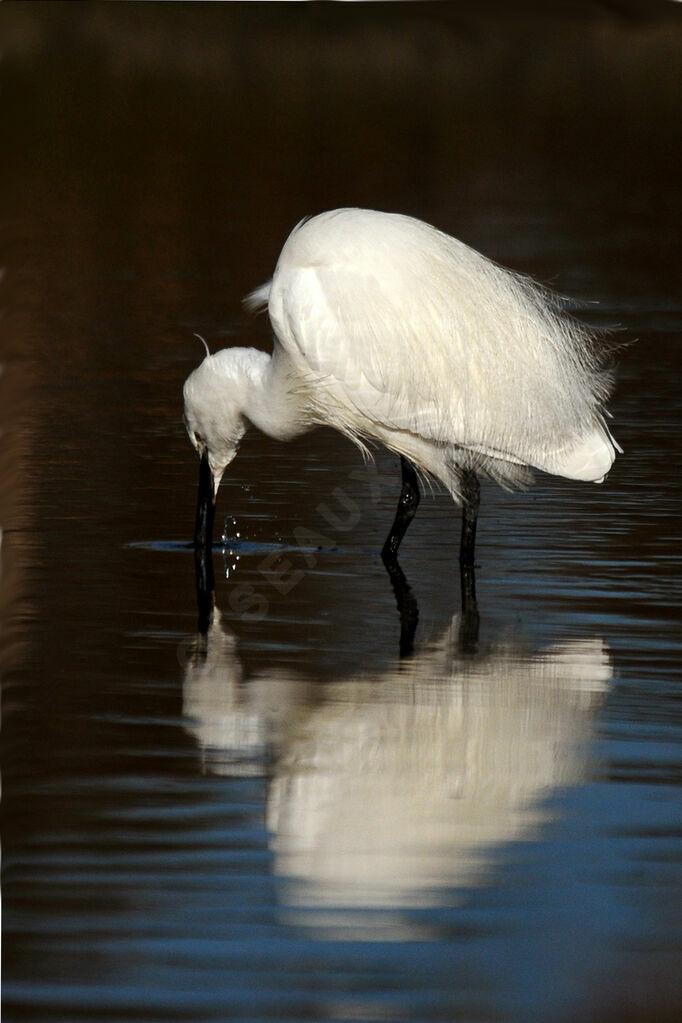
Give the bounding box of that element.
[2,5,681,1022]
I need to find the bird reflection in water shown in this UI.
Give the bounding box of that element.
[184,552,611,937]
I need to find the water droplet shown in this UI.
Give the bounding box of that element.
[221,515,239,546]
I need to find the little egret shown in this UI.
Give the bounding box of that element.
[184,208,620,567]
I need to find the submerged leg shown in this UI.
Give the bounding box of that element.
[459,562,479,651]
[381,456,421,562]
[458,468,480,650]
[459,469,480,567]
[383,556,420,657]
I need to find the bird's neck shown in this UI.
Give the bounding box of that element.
[241,349,309,441]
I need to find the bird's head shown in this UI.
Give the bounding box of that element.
[183,351,249,553]
[183,355,247,495]
[183,346,271,552]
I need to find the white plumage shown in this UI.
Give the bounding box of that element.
[184,208,620,560]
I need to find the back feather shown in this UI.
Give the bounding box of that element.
[247,209,618,488]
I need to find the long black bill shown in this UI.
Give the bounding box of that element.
[194,450,216,550]
[194,450,216,633]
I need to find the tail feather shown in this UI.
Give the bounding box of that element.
[549,425,619,482]
[244,281,271,313]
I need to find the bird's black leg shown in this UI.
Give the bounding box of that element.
[382,456,421,562]
[382,556,420,657]
[458,564,479,651]
[459,469,480,568]
[380,457,422,653]
[458,469,480,650]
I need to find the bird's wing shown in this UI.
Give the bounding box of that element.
[266,213,614,479]
[269,261,478,445]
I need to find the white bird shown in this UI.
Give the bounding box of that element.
[183,208,620,565]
